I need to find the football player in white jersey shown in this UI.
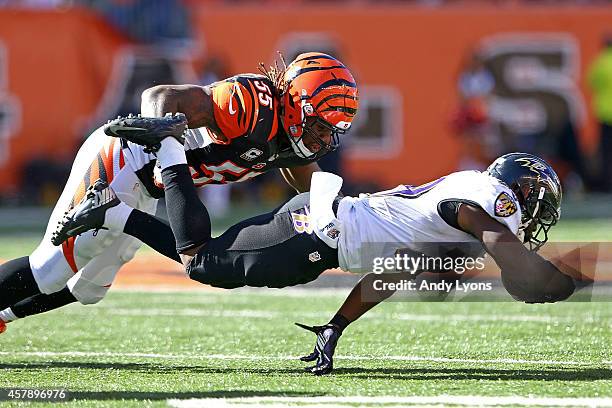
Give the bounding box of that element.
[298,152,573,375]
[40,122,574,370]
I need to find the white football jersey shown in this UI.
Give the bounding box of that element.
[336,171,522,272]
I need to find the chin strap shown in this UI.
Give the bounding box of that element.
[290,137,317,159]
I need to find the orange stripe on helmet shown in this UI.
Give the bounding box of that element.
[281,52,359,138]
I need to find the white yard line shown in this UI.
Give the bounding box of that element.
[0,351,601,366]
[112,287,349,297]
[64,307,597,323]
[166,395,612,408]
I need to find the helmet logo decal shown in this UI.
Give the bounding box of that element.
[494,192,518,217]
[515,157,548,175]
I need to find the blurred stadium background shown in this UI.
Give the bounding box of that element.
[0,2,610,406]
[2,0,612,253]
[1,1,612,221]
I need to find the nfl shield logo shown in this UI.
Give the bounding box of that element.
[308,251,321,262]
[240,148,263,161]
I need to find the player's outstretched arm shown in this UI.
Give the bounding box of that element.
[297,272,409,375]
[457,204,575,303]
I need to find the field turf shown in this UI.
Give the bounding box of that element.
[0,290,610,407]
[0,219,610,407]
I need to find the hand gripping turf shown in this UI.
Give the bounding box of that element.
[296,322,342,375]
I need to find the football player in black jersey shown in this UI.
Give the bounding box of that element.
[0,52,358,333]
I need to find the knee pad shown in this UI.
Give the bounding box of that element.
[69,282,109,305]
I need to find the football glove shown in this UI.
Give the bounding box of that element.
[104,112,188,153]
[296,322,342,375]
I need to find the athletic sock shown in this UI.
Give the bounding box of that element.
[0,256,41,309]
[0,308,18,322]
[123,209,181,263]
[157,137,187,169]
[104,201,133,232]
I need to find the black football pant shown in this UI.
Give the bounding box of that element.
[128,192,338,288]
[127,164,339,289]
[186,192,339,289]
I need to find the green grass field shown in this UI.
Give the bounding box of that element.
[0,219,611,407]
[0,291,610,407]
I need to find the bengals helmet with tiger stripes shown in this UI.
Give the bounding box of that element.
[280,52,359,159]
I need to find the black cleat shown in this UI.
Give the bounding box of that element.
[103,113,188,153]
[51,179,120,246]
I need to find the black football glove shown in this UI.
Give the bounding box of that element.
[296,322,342,375]
[104,112,188,153]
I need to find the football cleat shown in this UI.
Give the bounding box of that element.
[0,319,6,334]
[51,179,120,246]
[103,112,188,153]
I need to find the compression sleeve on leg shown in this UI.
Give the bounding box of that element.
[11,287,77,319]
[123,209,181,263]
[0,256,40,309]
[161,164,211,253]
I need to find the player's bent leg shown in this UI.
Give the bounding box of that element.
[0,256,41,309]
[51,180,120,246]
[0,288,78,333]
[66,171,157,306]
[187,193,339,289]
[30,126,154,306]
[29,127,124,295]
[52,182,181,263]
[67,234,143,305]
[9,288,77,319]
[161,162,211,254]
